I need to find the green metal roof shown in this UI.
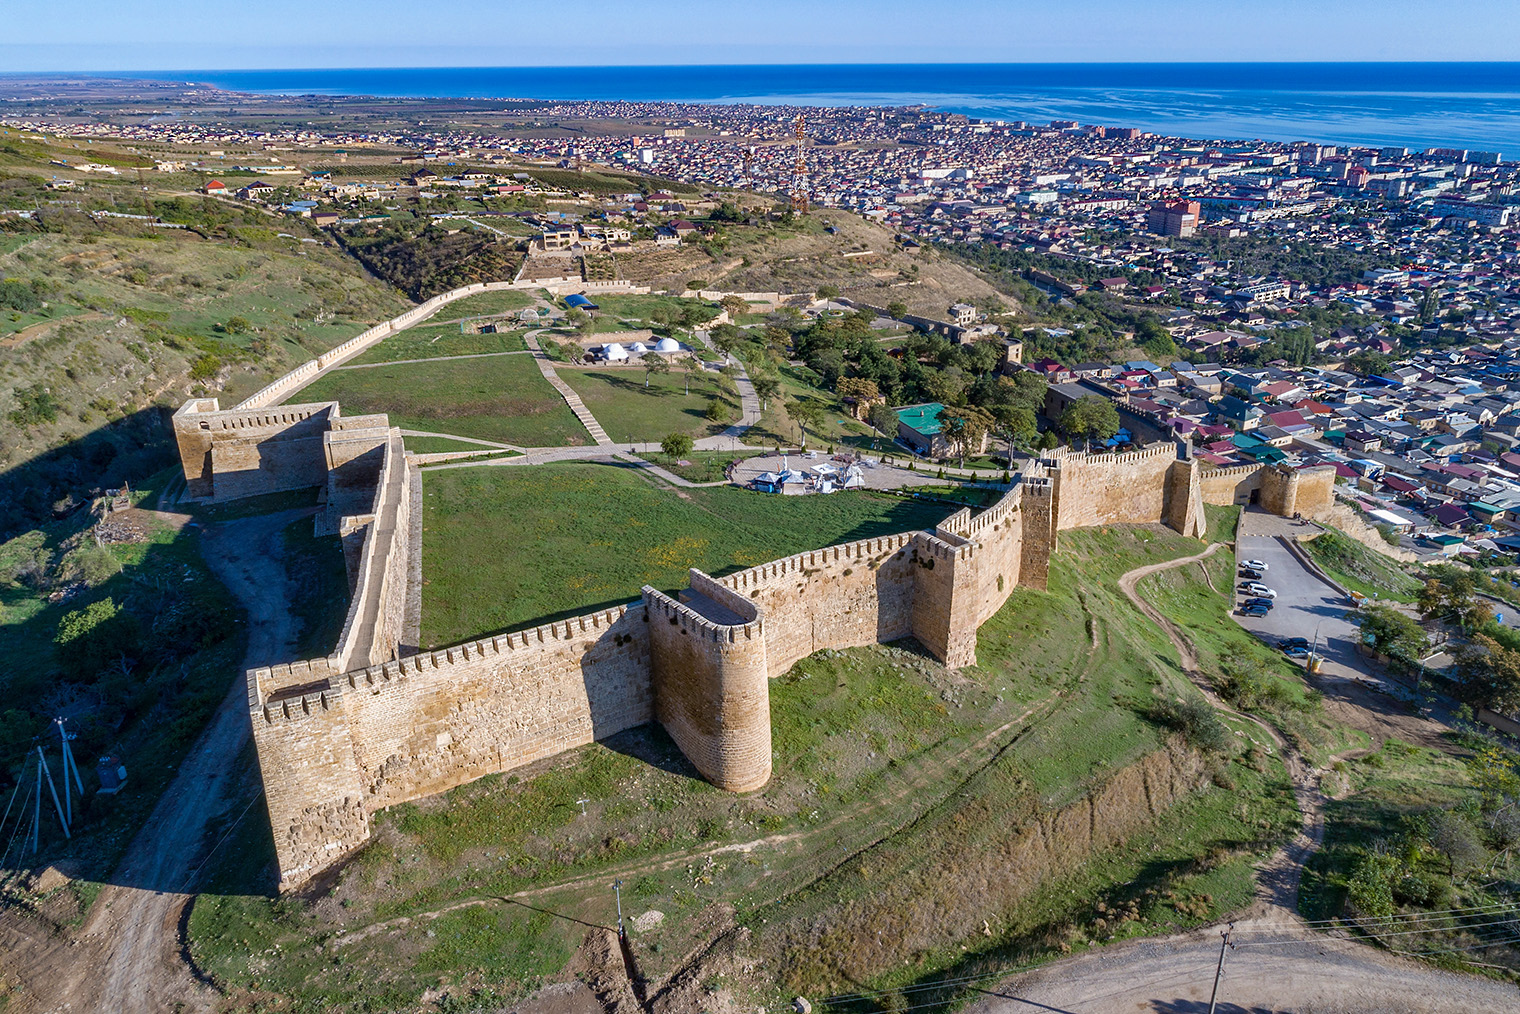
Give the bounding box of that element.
[896,402,946,435]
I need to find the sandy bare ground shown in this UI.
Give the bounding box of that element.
[2,508,307,1014]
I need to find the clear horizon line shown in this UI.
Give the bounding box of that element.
[9,59,1520,75]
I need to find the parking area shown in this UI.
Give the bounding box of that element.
[1232,512,1380,686]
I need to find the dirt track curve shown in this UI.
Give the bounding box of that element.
[3,508,307,1014]
[964,542,1520,1013]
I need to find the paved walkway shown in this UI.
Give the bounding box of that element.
[688,326,761,449]
[524,331,613,446]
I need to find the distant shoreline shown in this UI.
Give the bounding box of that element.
[8,63,1520,150]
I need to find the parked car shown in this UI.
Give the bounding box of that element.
[1278,637,1309,650]
[1243,597,1274,610]
[1239,567,1263,580]
[1239,602,1271,617]
[1242,559,1269,572]
[1283,645,1311,659]
[1238,582,1276,598]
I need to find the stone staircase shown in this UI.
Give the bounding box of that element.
[524,333,612,445]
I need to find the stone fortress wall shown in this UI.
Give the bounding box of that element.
[174,385,1336,890]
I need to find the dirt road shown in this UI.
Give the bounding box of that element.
[969,541,1520,1012]
[966,916,1520,1013]
[6,508,307,1014]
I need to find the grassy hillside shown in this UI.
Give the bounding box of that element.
[184,518,1304,1013]
[0,151,409,538]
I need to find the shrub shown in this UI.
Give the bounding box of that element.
[8,383,60,427]
[55,597,140,680]
[1345,850,1400,917]
[1147,695,1230,753]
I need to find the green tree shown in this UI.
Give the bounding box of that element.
[815,284,840,301]
[1453,633,1520,713]
[940,405,992,468]
[752,374,781,411]
[222,315,252,335]
[54,597,139,681]
[643,353,670,388]
[660,432,694,460]
[682,354,704,395]
[992,405,1037,462]
[1356,604,1428,660]
[886,299,908,319]
[1059,396,1120,449]
[789,398,825,447]
[1346,350,1392,377]
[867,401,898,448]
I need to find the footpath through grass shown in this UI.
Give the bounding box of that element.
[185,516,1314,1013]
[346,322,530,365]
[297,353,589,447]
[418,461,951,647]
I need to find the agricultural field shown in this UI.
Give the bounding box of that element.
[416,461,954,647]
[556,365,739,443]
[185,513,1303,1013]
[295,353,589,447]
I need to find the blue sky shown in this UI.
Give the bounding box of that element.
[5,0,1520,70]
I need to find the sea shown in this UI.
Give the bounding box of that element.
[118,63,1520,154]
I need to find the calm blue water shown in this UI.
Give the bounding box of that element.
[114,63,1520,153]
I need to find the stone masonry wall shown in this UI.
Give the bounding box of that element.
[1044,444,1181,531]
[170,399,337,502]
[233,431,1315,890]
[1198,463,1266,507]
[645,584,771,792]
[712,533,921,678]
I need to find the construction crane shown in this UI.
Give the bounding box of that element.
[790,114,809,215]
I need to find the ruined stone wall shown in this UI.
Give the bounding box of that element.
[645,585,771,792]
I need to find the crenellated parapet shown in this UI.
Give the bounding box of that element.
[221,425,1331,892]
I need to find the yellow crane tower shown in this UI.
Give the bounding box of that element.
[790,114,809,214]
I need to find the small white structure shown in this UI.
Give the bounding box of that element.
[602,342,630,362]
[629,341,649,355]
[654,337,681,352]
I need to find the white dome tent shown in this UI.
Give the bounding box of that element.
[654,337,681,352]
[602,342,629,361]
[629,341,649,354]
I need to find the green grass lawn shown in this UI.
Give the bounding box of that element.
[296,354,590,448]
[557,365,738,443]
[186,514,1314,1012]
[431,289,537,320]
[346,323,529,365]
[1302,529,1423,603]
[402,434,508,454]
[574,293,718,326]
[418,461,952,647]
[652,449,766,483]
[743,362,878,451]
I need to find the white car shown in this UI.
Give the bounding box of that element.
[1242,559,1269,572]
[1240,582,1276,599]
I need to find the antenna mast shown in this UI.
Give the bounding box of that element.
[790,114,809,215]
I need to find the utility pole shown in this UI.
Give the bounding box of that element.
[613,878,626,939]
[1207,922,1235,1014]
